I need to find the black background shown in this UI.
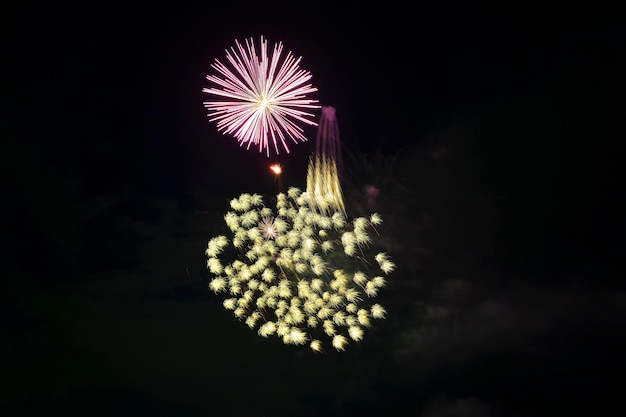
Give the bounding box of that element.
[2,2,624,416]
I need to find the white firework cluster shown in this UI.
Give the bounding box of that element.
[206,187,395,352]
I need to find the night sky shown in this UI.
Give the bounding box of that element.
[2,3,625,416]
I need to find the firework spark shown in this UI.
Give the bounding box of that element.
[203,36,320,156]
[269,164,282,175]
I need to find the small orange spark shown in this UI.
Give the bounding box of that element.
[269,164,282,175]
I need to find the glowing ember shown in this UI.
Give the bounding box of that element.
[269,164,282,175]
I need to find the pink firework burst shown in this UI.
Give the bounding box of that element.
[203,36,320,156]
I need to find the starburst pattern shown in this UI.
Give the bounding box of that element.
[206,188,394,352]
[259,216,279,240]
[203,36,320,156]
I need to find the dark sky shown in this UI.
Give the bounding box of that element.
[10,3,619,192]
[2,3,625,417]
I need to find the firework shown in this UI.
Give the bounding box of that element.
[269,164,282,175]
[269,163,284,193]
[206,188,394,352]
[203,36,320,156]
[306,106,345,214]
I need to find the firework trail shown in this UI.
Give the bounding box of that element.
[307,106,345,214]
